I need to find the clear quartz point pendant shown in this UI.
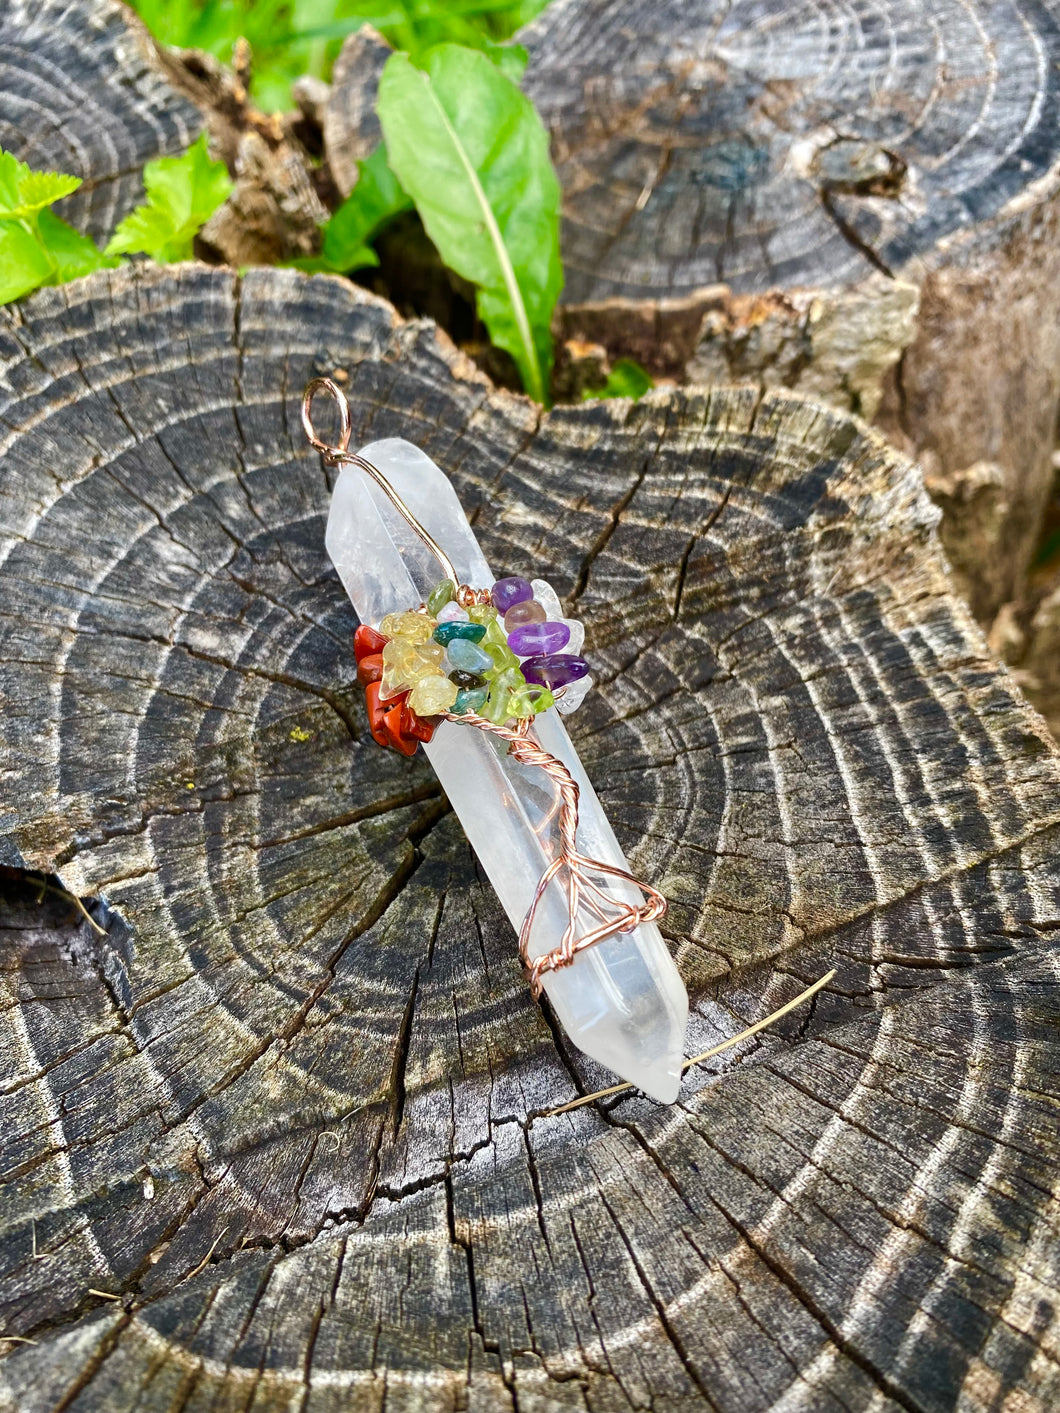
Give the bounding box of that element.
[325,436,689,1102]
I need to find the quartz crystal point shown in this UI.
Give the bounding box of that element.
[325,438,689,1102]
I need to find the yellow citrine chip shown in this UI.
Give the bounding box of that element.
[380,637,447,697]
[408,674,458,716]
[380,610,436,644]
[380,638,415,696]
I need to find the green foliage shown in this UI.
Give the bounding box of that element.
[0,136,234,307]
[582,359,654,402]
[0,149,116,304]
[378,44,562,403]
[126,1,565,400]
[292,144,412,273]
[105,134,232,261]
[127,0,548,111]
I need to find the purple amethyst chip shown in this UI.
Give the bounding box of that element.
[507,620,570,657]
[521,653,590,689]
[491,576,533,613]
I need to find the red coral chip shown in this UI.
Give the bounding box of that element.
[354,624,388,662]
[402,703,435,743]
[356,652,384,686]
[383,699,419,756]
[364,678,433,754]
[364,681,394,749]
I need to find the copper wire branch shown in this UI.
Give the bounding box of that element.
[443,710,668,994]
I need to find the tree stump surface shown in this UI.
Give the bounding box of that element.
[0,262,1059,1410]
[518,0,1060,302]
[0,0,204,244]
[513,0,1060,628]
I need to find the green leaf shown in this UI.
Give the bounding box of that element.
[0,149,82,219]
[0,146,115,305]
[582,359,654,402]
[17,169,83,215]
[0,219,55,302]
[325,145,411,270]
[105,133,232,261]
[288,145,411,274]
[126,0,551,111]
[378,44,562,403]
[37,209,119,282]
[476,38,527,81]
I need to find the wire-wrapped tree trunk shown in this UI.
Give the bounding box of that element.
[0,262,1059,1411]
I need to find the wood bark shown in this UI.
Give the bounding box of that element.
[0,262,1059,1410]
[513,0,1060,630]
[323,25,392,200]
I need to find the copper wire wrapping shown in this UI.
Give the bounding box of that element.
[443,709,668,995]
[303,375,668,992]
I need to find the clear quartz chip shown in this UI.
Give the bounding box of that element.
[325,438,689,1101]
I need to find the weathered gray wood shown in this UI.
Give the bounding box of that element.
[511,0,1060,630]
[0,0,326,269]
[323,25,392,199]
[0,0,204,243]
[0,262,1059,1410]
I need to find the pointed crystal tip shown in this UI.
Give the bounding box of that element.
[635,1058,683,1105]
[540,923,689,1104]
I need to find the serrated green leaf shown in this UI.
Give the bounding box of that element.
[0,146,114,305]
[37,209,120,282]
[582,359,654,402]
[104,203,176,259]
[378,44,562,403]
[18,169,82,215]
[0,151,22,212]
[105,133,232,261]
[0,150,82,219]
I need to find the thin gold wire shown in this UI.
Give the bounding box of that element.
[544,968,837,1116]
[302,377,464,593]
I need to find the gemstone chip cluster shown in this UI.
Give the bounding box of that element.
[354,576,592,754]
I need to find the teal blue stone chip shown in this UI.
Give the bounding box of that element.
[433,621,487,647]
[446,638,493,674]
[452,686,489,715]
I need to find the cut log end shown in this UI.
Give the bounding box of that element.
[513,0,1060,633]
[0,262,1058,1409]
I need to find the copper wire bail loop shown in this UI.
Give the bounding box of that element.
[302,377,352,463]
